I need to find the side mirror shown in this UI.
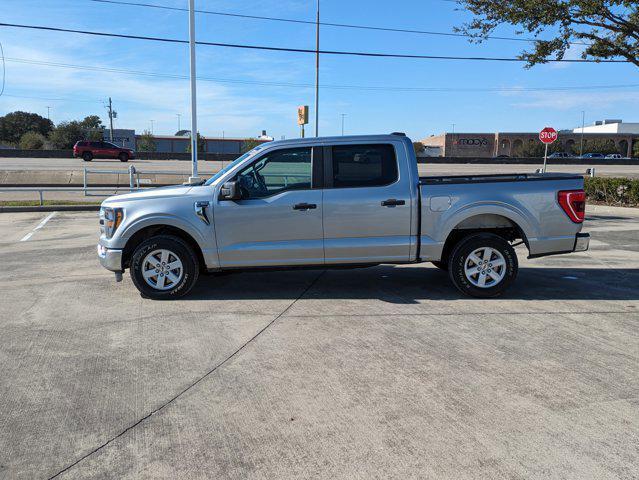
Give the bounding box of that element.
[219,180,241,201]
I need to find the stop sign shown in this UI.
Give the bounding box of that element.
[539,127,558,144]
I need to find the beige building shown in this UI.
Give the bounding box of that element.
[422,129,636,158]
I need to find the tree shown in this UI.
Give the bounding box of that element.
[137,130,157,152]
[633,139,639,157]
[413,141,426,156]
[0,111,53,145]
[175,129,190,137]
[455,1,639,67]
[521,139,564,157]
[49,116,105,149]
[19,131,47,150]
[185,132,206,153]
[582,138,619,154]
[241,138,262,153]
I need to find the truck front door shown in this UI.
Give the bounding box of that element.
[322,143,413,264]
[214,146,324,267]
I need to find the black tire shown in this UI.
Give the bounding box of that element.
[130,235,199,300]
[82,152,93,162]
[447,233,518,298]
[431,260,448,271]
[118,152,129,162]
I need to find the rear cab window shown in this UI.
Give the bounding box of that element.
[331,144,398,188]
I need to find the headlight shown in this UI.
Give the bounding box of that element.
[101,207,124,239]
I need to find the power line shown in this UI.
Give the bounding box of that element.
[88,0,582,45]
[0,22,623,63]
[6,56,639,93]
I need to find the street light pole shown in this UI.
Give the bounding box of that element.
[579,111,585,157]
[314,0,320,137]
[177,113,181,133]
[188,0,200,183]
[341,113,346,135]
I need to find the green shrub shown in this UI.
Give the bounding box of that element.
[19,131,47,150]
[584,177,639,207]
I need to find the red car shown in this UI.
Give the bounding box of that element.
[73,141,135,162]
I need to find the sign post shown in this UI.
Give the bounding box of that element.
[297,105,309,138]
[539,127,558,173]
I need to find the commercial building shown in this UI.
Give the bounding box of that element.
[422,121,637,158]
[103,129,272,154]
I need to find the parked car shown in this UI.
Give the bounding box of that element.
[605,153,623,159]
[73,140,135,162]
[580,153,605,159]
[97,133,589,299]
[548,152,570,158]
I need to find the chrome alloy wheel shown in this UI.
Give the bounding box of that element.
[464,247,506,288]
[141,249,184,291]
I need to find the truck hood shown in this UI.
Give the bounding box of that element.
[102,184,193,205]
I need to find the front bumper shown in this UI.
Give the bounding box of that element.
[574,232,590,252]
[98,244,123,271]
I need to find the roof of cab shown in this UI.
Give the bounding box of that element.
[260,133,411,148]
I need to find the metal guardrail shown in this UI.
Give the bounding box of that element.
[83,166,195,196]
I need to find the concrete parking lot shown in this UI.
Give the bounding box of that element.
[1,205,638,479]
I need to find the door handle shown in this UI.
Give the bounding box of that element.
[293,202,317,210]
[381,199,405,207]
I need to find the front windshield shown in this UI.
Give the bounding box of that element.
[204,147,262,185]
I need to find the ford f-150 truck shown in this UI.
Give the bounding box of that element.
[97,133,589,299]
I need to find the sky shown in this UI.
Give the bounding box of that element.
[1,0,638,140]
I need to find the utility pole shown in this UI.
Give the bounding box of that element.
[451,123,456,134]
[176,113,181,133]
[150,120,155,135]
[341,113,346,135]
[579,111,585,157]
[314,0,320,137]
[188,0,200,183]
[46,106,51,121]
[107,97,115,142]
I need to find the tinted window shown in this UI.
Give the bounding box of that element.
[332,144,397,188]
[236,147,311,199]
[104,142,118,148]
[77,141,87,147]
[89,142,101,147]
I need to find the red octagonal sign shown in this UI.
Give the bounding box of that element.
[539,127,558,144]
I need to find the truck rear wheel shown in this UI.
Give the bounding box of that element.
[130,235,199,299]
[447,233,517,298]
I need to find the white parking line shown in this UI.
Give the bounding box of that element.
[20,212,58,242]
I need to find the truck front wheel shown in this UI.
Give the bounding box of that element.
[448,233,518,298]
[130,235,199,299]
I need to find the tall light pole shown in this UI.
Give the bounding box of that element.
[46,106,51,121]
[176,113,181,133]
[579,110,585,157]
[340,113,346,135]
[150,119,155,135]
[188,0,200,183]
[451,123,456,134]
[314,0,320,137]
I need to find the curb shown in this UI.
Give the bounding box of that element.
[0,205,101,213]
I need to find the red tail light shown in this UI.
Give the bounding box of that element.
[558,190,586,223]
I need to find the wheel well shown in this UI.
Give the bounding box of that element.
[440,214,528,265]
[122,225,206,271]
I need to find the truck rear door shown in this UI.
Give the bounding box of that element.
[322,142,413,264]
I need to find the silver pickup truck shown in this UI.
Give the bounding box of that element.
[98,133,589,299]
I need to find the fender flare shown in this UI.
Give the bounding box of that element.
[439,202,537,245]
